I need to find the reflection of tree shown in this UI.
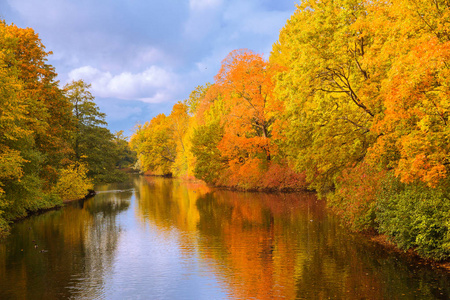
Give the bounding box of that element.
[195,190,449,299]
[195,191,320,299]
[0,181,133,299]
[132,177,450,299]
[4,177,444,299]
[134,176,206,234]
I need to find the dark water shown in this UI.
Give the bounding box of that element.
[0,176,449,300]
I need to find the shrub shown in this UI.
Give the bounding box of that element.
[53,163,93,201]
[376,174,450,260]
[261,162,307,191]
[328,163,386,231]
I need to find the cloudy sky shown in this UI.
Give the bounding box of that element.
[1,0,298,135]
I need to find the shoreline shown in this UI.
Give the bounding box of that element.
[363,232,450,272]
[142,173,312,194]
[0,189,97,239]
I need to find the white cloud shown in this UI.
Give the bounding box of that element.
[3,0,298,131]
[68,66,180,103]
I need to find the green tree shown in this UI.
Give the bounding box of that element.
[113,131,137,169]
[64,80,124,182]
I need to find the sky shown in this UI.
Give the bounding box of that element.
[1,0,299,136]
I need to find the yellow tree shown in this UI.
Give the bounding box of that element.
[130,114,176,175]
[0,21,74,230]
[271,0,381,192]
[1,21,74,186]
[170,102,190,177]
[0,51,27,197]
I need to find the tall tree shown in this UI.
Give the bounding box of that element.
[271,0,381,192]
[64,80,122,182]
[213,49,284,185]
[0,21,75,229]
[1,22,74,186]
[360,0,450,186]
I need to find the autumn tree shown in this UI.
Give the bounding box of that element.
[358,0,450,187]
[190,92,227,183]
[177,84,213,179]
[130,114,176,175]
[1,22,74,186]
[0,21,77,232]
[271,0,383,193]
[203,49,293,188]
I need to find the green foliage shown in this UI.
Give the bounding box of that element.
[191,121,225,184]
[376,174,450,260]
[1,173,63,224]
[64,80,129,183]
[114,131,137,169]
[53,162,93,201]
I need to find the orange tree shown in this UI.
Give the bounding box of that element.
[213,49,287,189]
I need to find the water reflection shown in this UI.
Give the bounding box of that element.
[0,176,449,299]
[135,176,450,300]
[0,181,132,300]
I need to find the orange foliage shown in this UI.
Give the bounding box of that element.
[361,0,450,187]
[332,162,387,231]
[215,49,283,164]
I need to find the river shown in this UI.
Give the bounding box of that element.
[0,175,449,299]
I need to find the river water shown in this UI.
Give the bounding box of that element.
[0,175,449,299]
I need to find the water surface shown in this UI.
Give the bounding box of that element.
[0,176,449,299]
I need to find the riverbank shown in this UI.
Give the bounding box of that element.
[0,189,97,239]
[365,232,450,272]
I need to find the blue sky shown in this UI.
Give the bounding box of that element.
[1,0,298,136]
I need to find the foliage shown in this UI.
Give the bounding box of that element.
[0,21,74,233]
[261,162,307,192]
[361,0,450,187]
[64,80,129,182]
[0,21,129,235]
[215,49,283,170]
[2,0,444,261]
[191,120,225,184]
[328,163,386,231]
[113,131,137,169]
[53,163,93,201]
[130,114,176,175]
[267,0,450,261]
[376,174,450,260]
[271,0,380,193]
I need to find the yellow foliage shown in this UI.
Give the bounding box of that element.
[53,163,93,201]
